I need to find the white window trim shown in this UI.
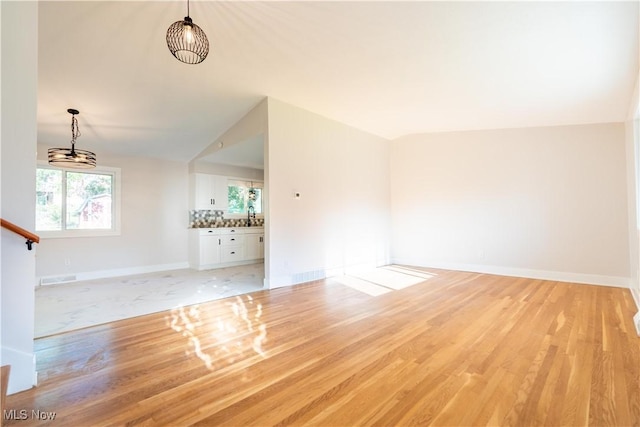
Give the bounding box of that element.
[36,161,122,238]
[225,178,264,219]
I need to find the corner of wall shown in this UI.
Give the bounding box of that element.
[1,0,39,395]
[1,347,36,394]
[632,286,640,312]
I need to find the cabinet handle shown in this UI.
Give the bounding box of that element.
[230,229,235,233]
[218,238,221,245]
[231,251,235,254]
[230,238,235,241]
[212,198,215,205]
[260,237,263,242]
[208,230,213,233]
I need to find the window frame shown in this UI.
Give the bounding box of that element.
[225,179,264,219]
[36,161,122,238]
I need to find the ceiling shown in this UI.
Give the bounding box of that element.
[37,1,639,165]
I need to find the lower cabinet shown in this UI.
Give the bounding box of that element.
[220,234,245,263]
[200,233,221,265]
[246,233,265,260]
[190,228,264,270]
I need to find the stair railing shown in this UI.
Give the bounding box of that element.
[1,218,40,250]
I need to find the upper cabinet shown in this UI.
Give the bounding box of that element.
[193,173,228,211]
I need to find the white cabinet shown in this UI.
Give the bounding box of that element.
[220,234,245,263]
[246,233,264,260]
[200,232,221,265]
[189,228,264,270]
[190,229,221,269]
[193,173,228,211]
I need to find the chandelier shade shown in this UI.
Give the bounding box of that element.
[48,147,97,169]
[166,0,209,65]
[48,109,96,169]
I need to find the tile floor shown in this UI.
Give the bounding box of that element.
[35,263,265,338]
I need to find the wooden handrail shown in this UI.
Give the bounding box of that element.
[1,218,40,250]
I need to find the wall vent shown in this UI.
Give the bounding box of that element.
[291,270,326,285]
[40,275,77,286]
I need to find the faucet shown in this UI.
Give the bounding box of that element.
[247,205,255,227]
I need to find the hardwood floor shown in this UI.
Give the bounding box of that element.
[5,268,640,426]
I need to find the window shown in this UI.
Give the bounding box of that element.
[227,180,263,215]
[36,164,121,237]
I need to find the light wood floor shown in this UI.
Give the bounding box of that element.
[6,268,640,426]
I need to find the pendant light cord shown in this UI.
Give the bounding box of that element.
[187,0,190,17]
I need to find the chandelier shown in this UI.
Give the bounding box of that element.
[48,109,96,169]
[166,0,209,65]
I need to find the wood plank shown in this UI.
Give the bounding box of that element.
[5,268,640,426]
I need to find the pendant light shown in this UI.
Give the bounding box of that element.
[48,109,96,169]
[248,181,257,201]
[166,0,209,65]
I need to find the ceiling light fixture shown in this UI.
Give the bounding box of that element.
[166,0,209,65]
[248,182,257,201]
[48,109,96,169]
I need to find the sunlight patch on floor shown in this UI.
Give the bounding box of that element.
[167,294,267,371]
[337,265,436,296]
[333,275,393,296]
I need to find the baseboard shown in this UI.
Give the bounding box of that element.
[37,262,190,285]
[631,288,640,337]
[266,268,342,289]
[265,269,327,289]
[263,263,388,289]
[263,263,382,290]
[264,275,293,289]
[0,347,36,395]
[632,287,640,311]
[390,258,631,289]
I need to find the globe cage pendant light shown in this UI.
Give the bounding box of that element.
[166,0,209,65]
[48,109,96,169]
[248,182,257,201]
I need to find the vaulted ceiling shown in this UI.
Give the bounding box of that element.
[37,1,639,163]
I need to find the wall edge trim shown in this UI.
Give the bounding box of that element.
[390,258,631,288]
[37,262,190,285]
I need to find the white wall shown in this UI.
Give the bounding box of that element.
[1,1,38,394]
[266,98,391,288]
[391,123,630,286]
[35,146,189,281]
[626,69,640,314]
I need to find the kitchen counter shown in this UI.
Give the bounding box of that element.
[190,226,264,234]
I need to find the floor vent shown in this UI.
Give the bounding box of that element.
[40,275,77,286]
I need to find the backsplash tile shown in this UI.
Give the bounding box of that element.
[189,210,264,228]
